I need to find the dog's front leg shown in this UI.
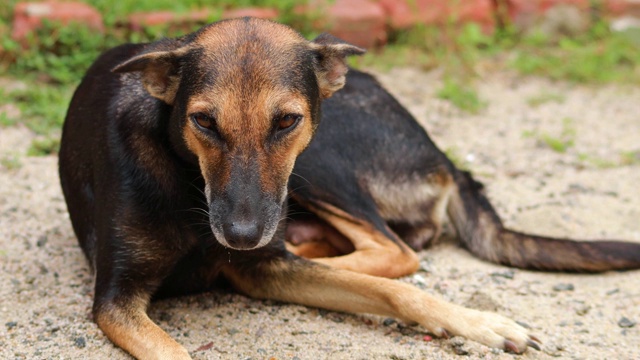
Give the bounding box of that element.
[93,292,191,360]
[223,255,539,353]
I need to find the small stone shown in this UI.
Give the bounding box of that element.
[38,263,48,275]
[450,336,470,355]
[516,320,531,329]
[606,288,620,296]
[36,235,47,247]
[418,260,431,272]
[552,283,574,291]
[383,318,396,326]
[412,274,426,284]
[6,321,17,330]
[490,270,515,279]
[291,330,310,335]
[248,307,260,314]
[326,313,345,323]
[618,317,636,328]
[575,305,590,316]
[74,336,86,348]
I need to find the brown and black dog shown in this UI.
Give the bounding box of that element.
[59,18,640,359]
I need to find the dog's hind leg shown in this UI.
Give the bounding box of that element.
[292,202,420,278]
[223,255,540,353]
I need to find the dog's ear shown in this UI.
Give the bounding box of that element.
[310,34,365,99]
[112,46,191,105]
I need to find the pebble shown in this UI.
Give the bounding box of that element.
[618,317,636,328]
[6,321,17,330]
[418,260,431,273]
[449,337,470,356]
[606,288,620,296]
[553,283,574,291]
[36,235,47,248]
[74,336,86,348]
[412,274,426,284]
[490,270,515,279]
[516,320,531,329]
[382,318,396,327]
[575,305,590,316]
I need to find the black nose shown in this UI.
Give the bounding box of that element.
[222,220,264,249]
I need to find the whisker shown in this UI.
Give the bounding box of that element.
[290,171,311,185]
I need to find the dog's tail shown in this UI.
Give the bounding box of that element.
[447,170,640,272]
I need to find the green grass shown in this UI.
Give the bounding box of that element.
[541,117,576,153]
[621,150,640,166]
[0,83,74,155]
[540,134,573,153]
[0,154,22,170]
[510,24,640,83]
[526,92,565,107]
[5,85,74,136]
[523,117,577,154]
[436,79,486,114]
[577,150,640,169]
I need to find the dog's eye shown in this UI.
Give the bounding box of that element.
[191,113,214,130]
[277,114,302,131]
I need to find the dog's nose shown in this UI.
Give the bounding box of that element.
[222,220,264,249]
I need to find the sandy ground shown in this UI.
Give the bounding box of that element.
[1,68,639,360]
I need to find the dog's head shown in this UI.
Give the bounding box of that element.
[112,18,364,250]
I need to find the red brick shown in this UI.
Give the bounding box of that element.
[378,0,494,33]
[12,1,103,40]
[506,0,590,20]
[222,7,279,20]
[308,0,387,48]
[604,0,640,16]
[506,0,591,30]
[127,10,211,31]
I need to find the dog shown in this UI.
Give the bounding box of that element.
[59,18,640,359]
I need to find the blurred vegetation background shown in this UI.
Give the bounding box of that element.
[0,0,639,157]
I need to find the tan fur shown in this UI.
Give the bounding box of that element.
[294,202,421,278]
[95,296,191,360]
[184,90,313,195]
[223,258,532,353]
[285,240,343,258]
[112,47,191,104]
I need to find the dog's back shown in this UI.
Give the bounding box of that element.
[59,43,143,262]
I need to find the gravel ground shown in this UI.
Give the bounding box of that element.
[1,68,639,360]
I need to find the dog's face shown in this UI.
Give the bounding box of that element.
[113,18,363,250]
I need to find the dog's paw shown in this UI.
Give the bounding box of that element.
[423,305,540,354]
